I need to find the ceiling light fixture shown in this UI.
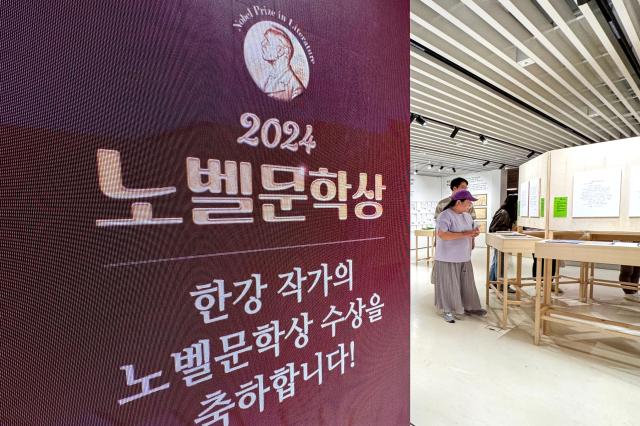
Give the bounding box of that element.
[452,167,456,173]
[439,166,444,170]
[499,164,506,169]
[483,161,490,167]
[407,112,546,154]
[515,47,535,67]
[527,151,535,158]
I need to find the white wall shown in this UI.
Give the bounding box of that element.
[410,175,442,249]
[518,152,549,230]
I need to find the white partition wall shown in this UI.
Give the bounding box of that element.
[517,152,550,230]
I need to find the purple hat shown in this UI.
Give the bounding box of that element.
[452,189,478,202]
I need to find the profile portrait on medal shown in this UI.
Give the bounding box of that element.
[243,21,310,102]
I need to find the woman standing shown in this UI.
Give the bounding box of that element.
[432,190,486,323]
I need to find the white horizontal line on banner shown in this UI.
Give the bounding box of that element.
[104,237,386,268]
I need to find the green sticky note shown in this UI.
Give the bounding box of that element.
[540,198,545,218]
[553,197,568,218]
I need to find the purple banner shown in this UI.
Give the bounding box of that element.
[2,1,409,424]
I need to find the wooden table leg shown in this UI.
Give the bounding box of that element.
[516,253,522,301]
[553,264,561,296]
[585,263,588,301]
[543,258,552,335]
[497,250,502,287]
[580,263,586,302]
[578,263,583,301]
[486,245,491,305]
[502,253,509,328]
[589,262,595,300]
[426,236,430,262]
[534,254,543,345]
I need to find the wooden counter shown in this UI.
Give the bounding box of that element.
[414,229,435,264]
[485,232,541,327]
[533,241,640,345]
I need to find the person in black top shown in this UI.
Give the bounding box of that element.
[488,195,517,293]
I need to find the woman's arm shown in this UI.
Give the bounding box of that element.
[437,229,479,240]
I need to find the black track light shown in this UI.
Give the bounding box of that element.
[479,135,487,145]
[483,161,490,167]
[452,167,456,173]
[527,151,535,158]
[499,164,506,169]
[450,127,459,138]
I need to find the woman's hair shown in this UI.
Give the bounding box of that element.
[443,199,459,212]
[501,194,518,223]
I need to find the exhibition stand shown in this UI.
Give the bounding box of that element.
[534,241,640,345]
[512,137,640,346]
[485,232,540,328]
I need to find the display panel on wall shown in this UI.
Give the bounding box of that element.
[528,178,541,218]
[475,208,487,220]
[519,182,530,217]
[1,1,410,424]
[473,194,487,207]
[572,169,621,218]
[411,200,437,230]
[630,167,640,217]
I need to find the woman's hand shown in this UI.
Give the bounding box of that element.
[438,228,480,240]
[461,229,480,238]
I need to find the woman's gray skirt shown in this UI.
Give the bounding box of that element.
[431,260,482,314]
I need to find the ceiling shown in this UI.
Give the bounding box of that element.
[410,0,640,177]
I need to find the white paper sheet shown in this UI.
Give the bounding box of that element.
[572,169,621,218]
[529,178,540,218]
[519,181,529,217]
[630,167,640,217]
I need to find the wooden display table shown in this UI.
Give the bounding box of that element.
[414,229,435,264]
[485,232,541,327]
[533,241,640,345]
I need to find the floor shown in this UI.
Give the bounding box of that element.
[410,248,640,426]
